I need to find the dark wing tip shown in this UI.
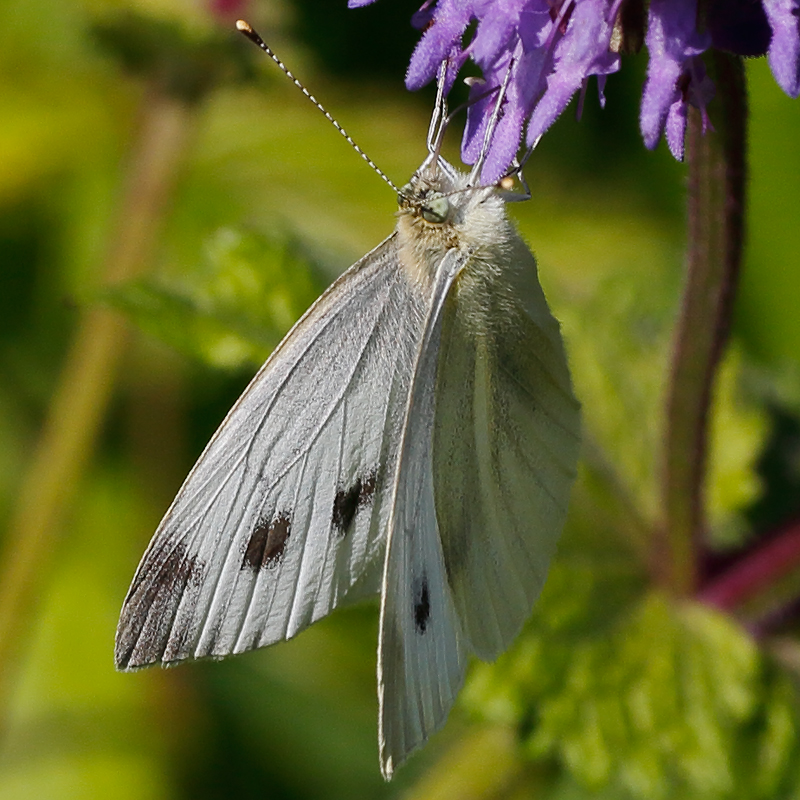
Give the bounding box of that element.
[114,604,167,671]
[113,634,137,672]
[115,536,206,671]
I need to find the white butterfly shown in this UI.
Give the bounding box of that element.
[116,45,580,779]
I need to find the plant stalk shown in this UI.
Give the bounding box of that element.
[660,52,747,595]
[0,87,194,716]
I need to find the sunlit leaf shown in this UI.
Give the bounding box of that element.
[107,227,326,370]
[464,591,800,799]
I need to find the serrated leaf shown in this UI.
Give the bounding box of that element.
[462,593,800,800]
[106,227,326,370]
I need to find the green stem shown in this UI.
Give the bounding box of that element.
[0,88,194,718]
[660,52,747,595]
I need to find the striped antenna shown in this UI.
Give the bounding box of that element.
[236,20,401,196]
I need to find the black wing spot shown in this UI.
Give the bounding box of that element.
[359,469,377,504]
[414,576,431,634]
[242,511,292,571]
[332,468,378,536]
[332,485,359,534]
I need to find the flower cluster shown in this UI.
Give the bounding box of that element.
[350,0,800,179]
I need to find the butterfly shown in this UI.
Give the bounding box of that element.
[116,27,580,779]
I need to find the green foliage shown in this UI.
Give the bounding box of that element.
[466,590,800,800]
[0,469,176,800]
[548,213,769,546]
[106,228,327,370]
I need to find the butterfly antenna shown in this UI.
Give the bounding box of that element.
[236,20,401,195]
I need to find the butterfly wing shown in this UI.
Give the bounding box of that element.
[116,235,427,670]
[433,233,581,661]
[377,248,470,779]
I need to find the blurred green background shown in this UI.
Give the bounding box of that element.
[1,0,800,798]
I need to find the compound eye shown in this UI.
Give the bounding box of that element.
[397,183,414,208]
[421,195,450,224]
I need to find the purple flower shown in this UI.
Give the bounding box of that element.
[640,0,713,160]
[763,0,800,96]
[351,0,800,174]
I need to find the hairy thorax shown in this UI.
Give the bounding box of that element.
[394,165,532,337]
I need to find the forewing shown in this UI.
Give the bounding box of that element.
[116,236,426,670]
[433,235,581,660]
[378,249,470,779]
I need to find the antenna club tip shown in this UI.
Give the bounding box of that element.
[236,19,253,33]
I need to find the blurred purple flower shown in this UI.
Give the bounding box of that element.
[210,0,248,18]
[763,0,800,96]
[350,0,800,177]
[640,0,713,160]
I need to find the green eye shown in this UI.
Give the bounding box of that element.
[397,184,414,207]
[421,196,449,223]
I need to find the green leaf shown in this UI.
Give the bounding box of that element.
[106,227,326,370]
[463,591,800,799]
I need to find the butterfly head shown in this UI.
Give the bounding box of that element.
[397,171,457,226]
[400,187,452,225]
[394,160,509,287]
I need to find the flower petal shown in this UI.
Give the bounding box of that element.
[405,0,476,89]
[665,95,689,159]
[640,0,710,152]
[763,0,800,97]
[527,0,619,147]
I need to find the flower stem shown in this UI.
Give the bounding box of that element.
[660,52,747,595]
[699,518,800,613]
[0,87,194,719]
